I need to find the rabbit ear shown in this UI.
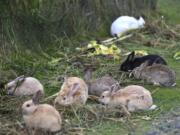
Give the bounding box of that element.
[139,61,149,70]
[63,76,69,85]
[142,61,149,67]
[63,76,68,82]
[69,83,80,96]
[15,75,26,83]
[32,90,43,104]
[110,83,119,95]
[127,51,135,61]
[84,68,93,82]
[153,57,161,65]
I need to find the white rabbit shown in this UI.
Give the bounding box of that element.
[5,75,44,96]
[22,91,62,133]
[54,77,88,107]
[111,16,145,37]
[99,85,156,112]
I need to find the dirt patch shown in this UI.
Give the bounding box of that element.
[145,107,180,135]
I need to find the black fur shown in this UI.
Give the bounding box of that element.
[120,51,167,72]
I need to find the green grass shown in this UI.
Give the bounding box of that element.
[1,22,179,134]
[158,0,180,24]
[84,38,180,134]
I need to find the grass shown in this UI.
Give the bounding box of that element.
[158,0,180,24]
[1,22,180,135]
[0,0,180,135]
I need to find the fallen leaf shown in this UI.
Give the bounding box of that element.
[173,52,180,60]
[124,50,148,56]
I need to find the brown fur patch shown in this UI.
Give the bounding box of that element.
[73,91,81,97]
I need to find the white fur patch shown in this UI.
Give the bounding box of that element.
[172,83,176,87]
[149,104,158,110]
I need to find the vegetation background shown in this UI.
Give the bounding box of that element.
[0,0,179,134]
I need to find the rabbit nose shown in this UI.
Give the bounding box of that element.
[98,100,105,105]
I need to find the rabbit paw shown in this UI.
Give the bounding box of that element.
[121,105,131,117]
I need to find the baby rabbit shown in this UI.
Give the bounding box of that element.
[22,91,62,133]
[120,51,167,72]
[84,68,120,97]
[99,85,156,112]
[5,75,44,96]
[54,77,88,107]
[132,62,176,87]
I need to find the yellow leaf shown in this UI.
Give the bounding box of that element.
[77,40,121,59]
[135,50,148,56]
[174,52,180,60]
[124,50,148,56]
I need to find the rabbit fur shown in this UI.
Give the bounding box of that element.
[111,16,145,37]
[120,51,167,72]
[54,77,88,107]
[22,91,62,133]
[99,85,155,112]
[84,68,120,96]
[132,62,176,87]
[5,75,44,96]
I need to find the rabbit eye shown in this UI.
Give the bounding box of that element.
[102,96,105,98]
[63,97,66,100]
[26,104,30,107]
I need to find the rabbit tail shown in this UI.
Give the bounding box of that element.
[148,104,158,110]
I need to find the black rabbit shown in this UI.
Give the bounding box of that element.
[120,51,167,72]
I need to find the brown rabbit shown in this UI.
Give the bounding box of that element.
[54,77,88,107]
[22,91,62,133]
[132,62,176,87]
[84,68,120,97]
[99,85,156,112]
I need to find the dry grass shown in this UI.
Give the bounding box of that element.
[0,95,130,135]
